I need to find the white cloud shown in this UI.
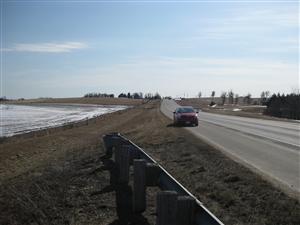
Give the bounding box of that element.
[4,42,88,53]
[196,7,298,40]
[179,6,299,56]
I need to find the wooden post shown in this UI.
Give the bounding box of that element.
[114,143,121,165]
[129,147,141,165]
[146,163,161,186]
[118,145,131,183]
[103,134,121,157]
[156,191,178,225]
[176,196,195,225]
[115,184,133,222]
[133,159,146,213]
[113,144,131,184]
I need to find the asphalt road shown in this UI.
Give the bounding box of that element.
[161,99,300,194]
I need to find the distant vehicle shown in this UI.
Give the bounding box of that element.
[173,106,198,126]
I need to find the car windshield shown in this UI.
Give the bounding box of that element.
[177,107,194,113]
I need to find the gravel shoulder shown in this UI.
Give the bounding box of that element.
[0,100,299,225]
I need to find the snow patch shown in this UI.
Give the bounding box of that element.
[0,104,127,137]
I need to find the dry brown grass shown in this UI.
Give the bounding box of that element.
[3,97,144,106]
[0,101,299,225]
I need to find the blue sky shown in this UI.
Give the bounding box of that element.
[1,0,299,98]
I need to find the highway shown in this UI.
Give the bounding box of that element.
[161,99,300,194]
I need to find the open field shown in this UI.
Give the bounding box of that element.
[0,101,299,225]
[2,97,144,106]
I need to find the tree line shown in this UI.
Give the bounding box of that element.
[83,93,115,98]
[0,96,8,101]
[198,90,265,106]
[265,93,300,120]
[118,92,162,99]
[198,90,299,120]
[83,92,162,100]
[198,90,252,106]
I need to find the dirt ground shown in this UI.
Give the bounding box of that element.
[0,101,299,225]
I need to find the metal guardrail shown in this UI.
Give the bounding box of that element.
[103,132,224,225]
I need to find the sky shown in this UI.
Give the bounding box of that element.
[1,0,299,99]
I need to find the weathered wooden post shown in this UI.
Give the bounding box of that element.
[129,146,141,165]
[118,145,131,183]
[114,143,121,164]
[133,159,147,213]
[176,196,196,225]
[146,163,161,186]
[113,144,131,184]
[156,191,178,225]
[103,133,121,157]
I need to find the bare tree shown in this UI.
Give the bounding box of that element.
[210,91,216,105]
[261,91,266,105]
[220,91,227,105]
[211,91,215,99]
[234,94,239,105]
[144,93,153,99]
[261,90,271,105]
[244,93,252,105]
[291,87,300,94]
[154,92,162,99]
[133,92,143,99]
[228,90,234,104]
[198,92,202,98]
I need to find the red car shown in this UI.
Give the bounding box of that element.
[173,106,199,126]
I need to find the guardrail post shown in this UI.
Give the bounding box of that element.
[114,142,121,165]
[129,146,141,165]
[103,133,121,157]
[118,145,130,184]
[156,191,178,225]
[114,144,131,183]
[146,163,161,186]
[133,159,146,213]
[176,196,196,225]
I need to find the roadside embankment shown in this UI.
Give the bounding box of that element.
[0,101,299,225]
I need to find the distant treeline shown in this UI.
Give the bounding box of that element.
[118,92,162,99]
[83,92,162,100]
[199,90,300,120]
[265,93,300,120]
[83,93,115,98]
[0,96,8,101]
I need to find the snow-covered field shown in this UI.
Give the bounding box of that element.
[0,104,128,137]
